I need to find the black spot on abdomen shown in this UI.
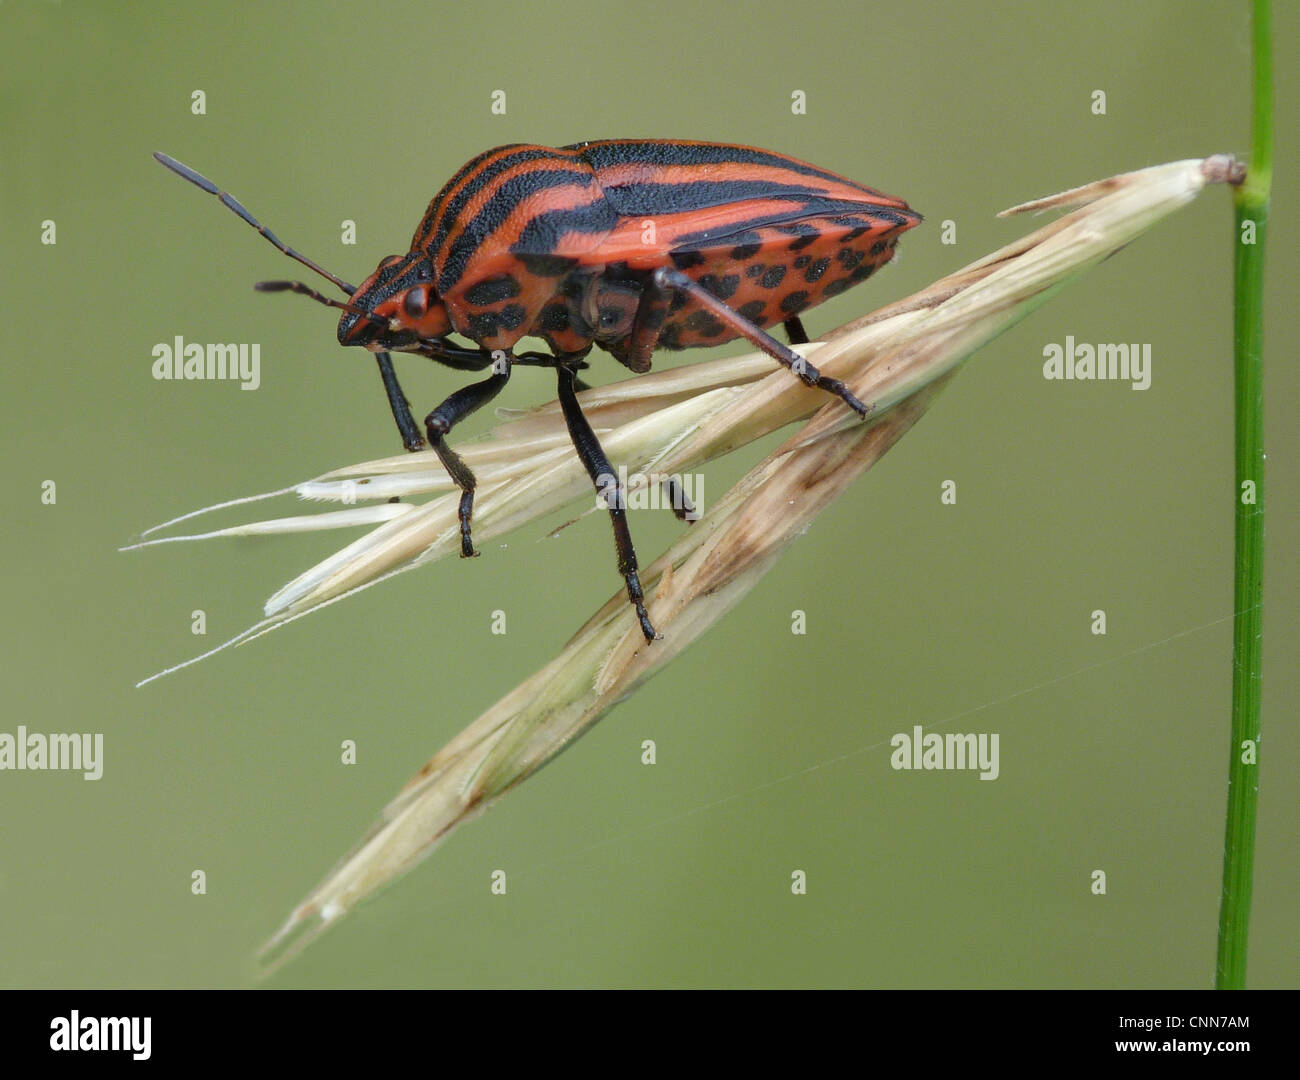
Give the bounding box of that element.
[464,274,521,306]
[780,290,810,314]
[697,273,740,301]
[803,258,830,283]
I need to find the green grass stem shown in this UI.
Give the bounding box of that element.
[1215,0,1271,991]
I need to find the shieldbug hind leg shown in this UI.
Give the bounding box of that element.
[647,268,870,419]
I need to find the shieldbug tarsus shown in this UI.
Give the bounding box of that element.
[154,141,921,642]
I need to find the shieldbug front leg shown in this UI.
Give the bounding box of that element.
[373,351,425,452]
[377,339,504,454]
[642,267,871,418]
[424,353,512,558]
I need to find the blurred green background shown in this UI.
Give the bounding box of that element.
[2,0,1295,988]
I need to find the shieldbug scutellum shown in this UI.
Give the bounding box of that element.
[154,141,921,640]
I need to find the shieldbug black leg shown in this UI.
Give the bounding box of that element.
[783,316,810,346]
[638,268,871,419]
[424,359,512,558]
[374,351,425,452]
[661,477,698,523]
[554,363,658,643]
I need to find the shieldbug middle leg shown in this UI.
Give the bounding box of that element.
[554,362,658,643]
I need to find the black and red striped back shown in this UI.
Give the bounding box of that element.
[413,140,917,299]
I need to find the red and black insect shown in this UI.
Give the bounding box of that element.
[155,141,920,641]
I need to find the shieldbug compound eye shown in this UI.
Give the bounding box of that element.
[153,142,921,643]
[403,289,428,320]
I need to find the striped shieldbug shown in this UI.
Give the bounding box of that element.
[154,141,921,641]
